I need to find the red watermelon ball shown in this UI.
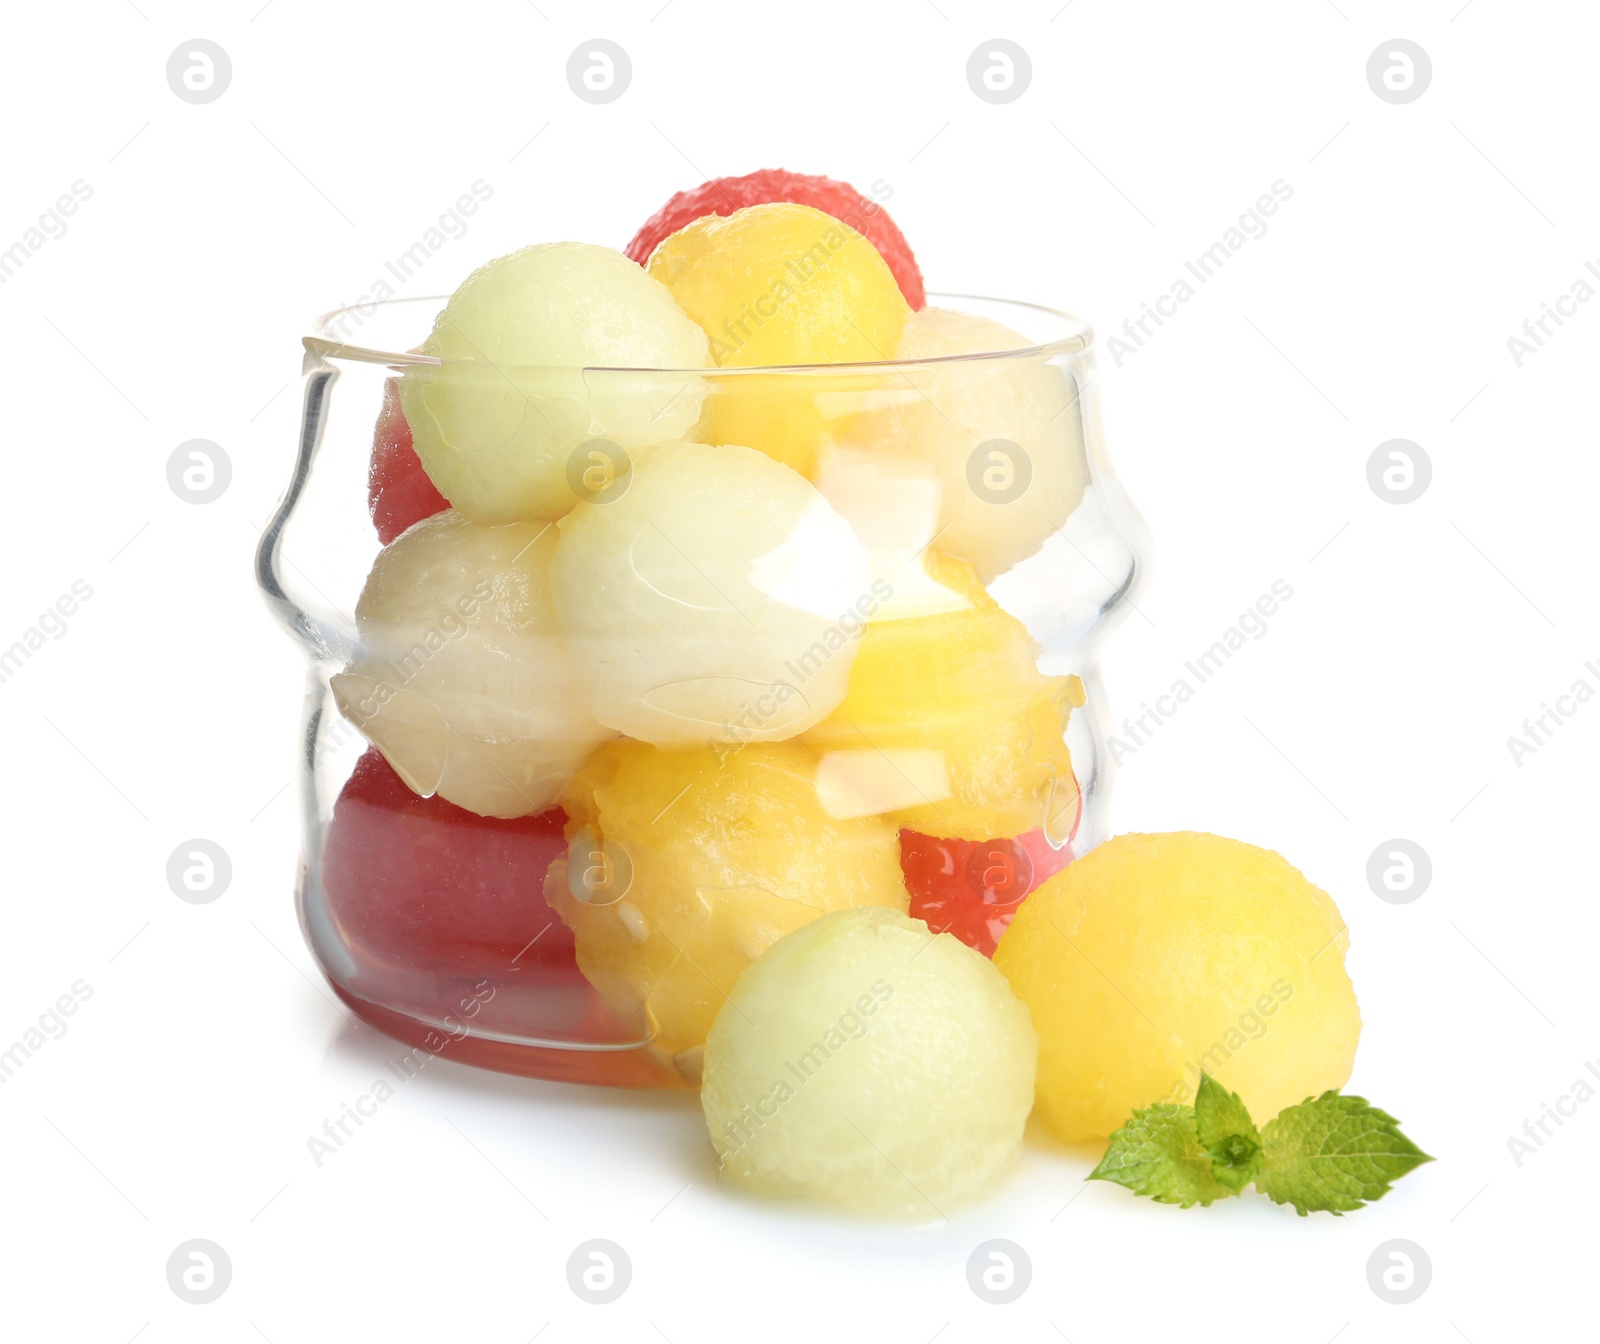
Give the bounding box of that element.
[625,169,926,310]
[899,828,1075,958]
[321,748,575,974]
[367,378,449,545]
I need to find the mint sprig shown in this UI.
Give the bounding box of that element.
[1088,1074,1431,1215]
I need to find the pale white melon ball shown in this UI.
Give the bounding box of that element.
[549,442,870,746]
[331,510,612,818]
[399,242,710,525]
[831,306,1090,582]
[701,906,1037,1216]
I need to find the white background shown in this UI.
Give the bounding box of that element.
[1,1,1593,1340]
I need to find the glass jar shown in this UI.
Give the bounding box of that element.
[256,293,1148,1089]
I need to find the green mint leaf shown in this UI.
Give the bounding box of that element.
[1194,1073,1260,1148]
[1193,1073,1263,1194]
[1256,1091,1434,1215]
[1088,1103,1239,1208]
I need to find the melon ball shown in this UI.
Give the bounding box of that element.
[331,510,611,819]
[647,203,909,478]
[993,832,1362,1142]
[625,168,927,310]
[837,307,1090,582]
[702,906,1037,1216]
[547,740,908,1079]
[549,441,869,746]
[398,242,709,525]
[801,549,1082,841]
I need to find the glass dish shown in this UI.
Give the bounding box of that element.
[256,292,1148,1088]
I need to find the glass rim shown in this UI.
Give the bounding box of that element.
[303,290,1095,375]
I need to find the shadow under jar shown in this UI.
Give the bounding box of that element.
[256,293,1148,1089]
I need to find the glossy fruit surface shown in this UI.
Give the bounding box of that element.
[647,204,909,477]
[368,378,448,544]
[701,906,1036,1215]
[833,306,1089,581]
[626,168,925,309]
[802,549,1082,840]
[332,510,611,818]
[320,750,679,1087]
[547,739,908,1081]
[322,748,573,972]
[900,827,1075,957]
[399,242,709,523]
[994,832,1362,1141]
[549,441,868,747]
